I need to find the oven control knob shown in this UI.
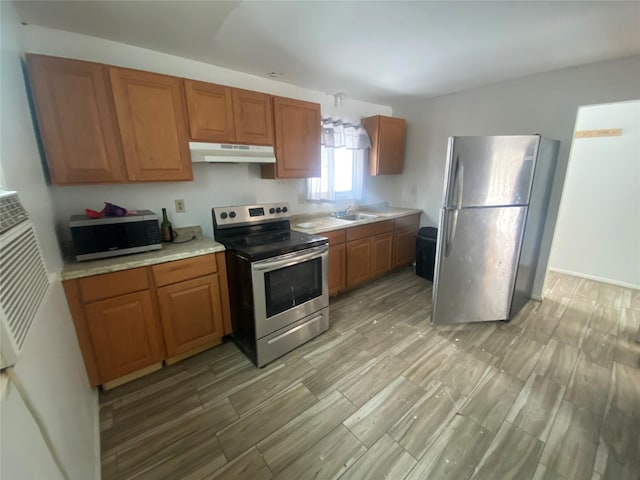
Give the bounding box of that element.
[220,212,228,219]
[276,207,282,213]
[282,206,288,213]
[229,211,236,218]
[269,208,275,214]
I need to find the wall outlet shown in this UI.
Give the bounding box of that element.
[297,193,306,204]
[175,199,185,213]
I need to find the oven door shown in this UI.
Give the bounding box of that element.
[251,244,329,338]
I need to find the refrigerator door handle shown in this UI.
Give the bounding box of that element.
[445,158,463,257]
[456,160,464,210]
[445,208,459,258]
[447,154,460,208]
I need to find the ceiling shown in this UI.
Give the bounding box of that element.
[13,1,640,104]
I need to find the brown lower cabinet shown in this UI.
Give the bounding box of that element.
[346,238,371,288]
[371,232,394,277]
[325,214,420,293]
[323,229,346,295]
[346,232,393,288]
[64,252,230,387]
[157,275,225,358]
[393,213,421,268]
[85,290,164,383]
[346,220,394,289]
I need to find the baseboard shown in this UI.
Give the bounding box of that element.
[547,267,640,290]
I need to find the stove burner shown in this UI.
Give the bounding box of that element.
[237,231,292,247]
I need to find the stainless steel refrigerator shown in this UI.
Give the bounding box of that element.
[432,135,560,325]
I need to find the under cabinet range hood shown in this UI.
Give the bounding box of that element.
[189,142,276,164]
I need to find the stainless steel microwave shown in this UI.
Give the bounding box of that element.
[69,210,162,261]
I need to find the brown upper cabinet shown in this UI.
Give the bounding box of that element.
[232,88,274,145]
[362,115,407,175]
[184,80,235,142]
[109,67,193,182]
[27,55,193,184]
[27,53,323,184]
[262,96,321,179]
[26,54,126,185]
[184,81,273,145]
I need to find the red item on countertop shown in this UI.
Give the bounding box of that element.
[85,209,103,218]
[85,202,133,218]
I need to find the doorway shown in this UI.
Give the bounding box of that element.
[547,99,640,290]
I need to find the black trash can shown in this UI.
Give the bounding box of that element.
[416,227,437,281]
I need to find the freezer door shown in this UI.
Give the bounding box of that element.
[443,136,540,209]
[432,206,527,325]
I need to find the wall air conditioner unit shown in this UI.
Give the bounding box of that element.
[0,191,49,369]
[189,142,276,164]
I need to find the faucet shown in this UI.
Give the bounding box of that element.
[333,203,358,218]
[344,203,357,214]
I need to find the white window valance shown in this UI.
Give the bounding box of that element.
[321,118,371,150]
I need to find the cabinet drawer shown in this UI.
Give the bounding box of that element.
[394,213,420,231]
[79,267,149,303]
[152,254,217,287]
[346,220,393,242]
[322,229,346,245]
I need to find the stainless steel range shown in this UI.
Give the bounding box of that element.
[212,202,329,367]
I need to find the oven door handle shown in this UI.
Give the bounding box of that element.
[252,245,328,272]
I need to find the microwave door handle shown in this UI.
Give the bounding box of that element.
[253,246,328,272]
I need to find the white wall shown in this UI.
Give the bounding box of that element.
[382,55,640,296]
[20,25,392,243]
[0,4,99,479]
[549,100,640,288]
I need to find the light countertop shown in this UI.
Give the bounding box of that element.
[290,206,422,235]
[61,208,422,280]
[61,227,225,280]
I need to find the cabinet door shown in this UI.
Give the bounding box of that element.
[26,54,125,184]
[232,89,274,145]
[264,96,321,179]
[157,275,224,357]
[371,232,393,277]
[184,80,235,142]
[394,228,418,267]
[363,115,406,176]
[378,117,406,174]
[328,243,346,296]
[346,238,371,288]
[85,290,164,383]
[109,67,193,181]
[393,214,420,268]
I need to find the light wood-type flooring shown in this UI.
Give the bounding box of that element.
[100,268,640,480]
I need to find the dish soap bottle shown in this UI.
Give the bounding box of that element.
[161,208,173,242]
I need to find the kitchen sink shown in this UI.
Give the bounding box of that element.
[334,213,379,221]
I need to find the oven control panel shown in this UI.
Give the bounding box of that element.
[213,202,290,226]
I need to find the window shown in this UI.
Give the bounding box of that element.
[306,146,365,201]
